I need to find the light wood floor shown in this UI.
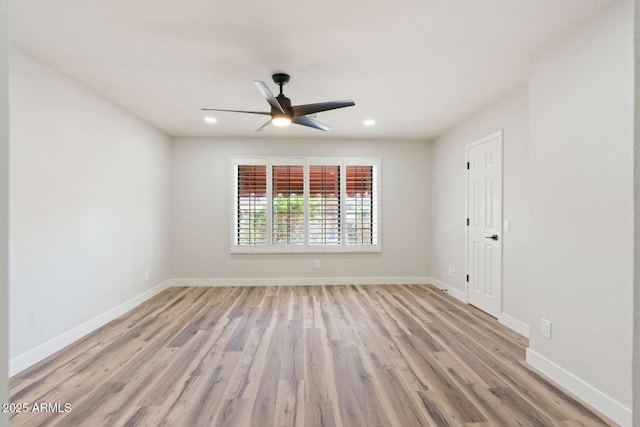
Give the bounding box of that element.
[10,285,615,427]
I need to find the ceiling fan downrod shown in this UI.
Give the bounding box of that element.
[272,73,290,96]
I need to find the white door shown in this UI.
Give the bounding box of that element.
[466,131,502,317]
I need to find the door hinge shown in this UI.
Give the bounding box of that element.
[466,218,470,226]
[466,275,469,282]
[466,162,470,170]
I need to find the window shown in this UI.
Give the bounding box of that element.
[231,157,380,253]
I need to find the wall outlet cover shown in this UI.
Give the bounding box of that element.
[541,318,552,339]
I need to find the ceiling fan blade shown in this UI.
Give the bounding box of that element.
[255,120,271,132]
[201,108,270,115]
[292,116,331,132]
[292,100,355,117]
[253,81,285,114]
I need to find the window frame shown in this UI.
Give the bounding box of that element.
[230,156,381,254]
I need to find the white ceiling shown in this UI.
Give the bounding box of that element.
[11,0,611,140]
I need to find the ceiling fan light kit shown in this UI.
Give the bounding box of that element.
[202,73,355,132]
[271,117,292,127]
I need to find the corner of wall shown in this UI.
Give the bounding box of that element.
[429,276,468,303]
[0,0,8,423]
[633,0,639,424]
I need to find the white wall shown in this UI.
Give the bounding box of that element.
[527,0,633,423]
[429,1,633,423]
[430,86,530,328]
[0,0,8,424]
[9,49,172,370]
[171,137,430,282]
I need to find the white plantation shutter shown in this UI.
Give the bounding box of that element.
[233,163,267,246]
[309,165,340,245]
[345,165,378,245]
[272,165,305,246]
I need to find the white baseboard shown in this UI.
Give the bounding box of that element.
[169,276,432,287]
[429,276,468,303]
[499,312,530,338]
[526,348,631,427]
[9,280,171,376]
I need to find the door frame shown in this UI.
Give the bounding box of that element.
[464,130,504,313]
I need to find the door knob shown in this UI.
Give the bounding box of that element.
[484,234,499,241]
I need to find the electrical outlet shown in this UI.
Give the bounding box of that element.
[314,260,320,269]
[144,270,149,281]
[448,267,455,276]
[541,318,551,339]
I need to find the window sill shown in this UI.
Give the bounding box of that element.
[230,245,382,254]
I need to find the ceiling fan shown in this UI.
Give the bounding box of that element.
[201,73,355,132]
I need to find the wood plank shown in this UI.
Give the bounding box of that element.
[8,285,616,427]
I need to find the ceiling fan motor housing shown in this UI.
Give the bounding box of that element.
[274,95,292,118]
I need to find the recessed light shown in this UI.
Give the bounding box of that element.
[363,119,376,127]
[204,116,217,124]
